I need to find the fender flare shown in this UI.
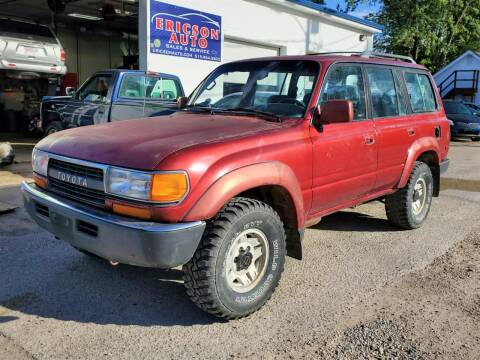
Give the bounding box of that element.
[183,161,306,228]
[397,137,440,189]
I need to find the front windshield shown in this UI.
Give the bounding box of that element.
[188,60,320,118]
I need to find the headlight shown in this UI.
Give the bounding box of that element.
[106,168,188,203]
[32,149,49,177]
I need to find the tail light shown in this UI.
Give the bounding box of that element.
[60,49,66,62]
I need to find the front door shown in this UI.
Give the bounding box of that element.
[310,64,378,215]
[65,74,112,127]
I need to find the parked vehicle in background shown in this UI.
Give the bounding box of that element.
[444,100,480,141]
[0,17,66,135]
[463,101,480,115]
[23,52,450,320]
[40,70,185,135]
[0,17,66,75]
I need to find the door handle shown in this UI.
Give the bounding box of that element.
[364,136,375,145]
[407,129,416,136]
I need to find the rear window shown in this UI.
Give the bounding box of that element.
[404,73,437,113]
[366,67,399,118]
[119,75,182,100]
[0,19,56,42]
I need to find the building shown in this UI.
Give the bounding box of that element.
[139,0,383,93]
[434,50,480,105]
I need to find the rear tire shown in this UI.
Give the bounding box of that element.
[44,121,63,136]
[183,197,286,320]
[471,137,480,142]
[385,162,433,229]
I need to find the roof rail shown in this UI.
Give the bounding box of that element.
[311,51,416,64]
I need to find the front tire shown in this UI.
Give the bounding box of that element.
[183,197,286,320]
[44,121,63,136]
[385,162,433,229]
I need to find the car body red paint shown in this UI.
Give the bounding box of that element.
[33,54,450,248]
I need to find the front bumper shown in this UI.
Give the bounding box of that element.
[22,181,206,268]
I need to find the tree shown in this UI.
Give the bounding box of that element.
[370,0,480,72]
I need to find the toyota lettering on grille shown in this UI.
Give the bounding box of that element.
[56,171,88,188]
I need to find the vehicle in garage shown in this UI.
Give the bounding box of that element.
[40,69,184,135]
[444,100,480,141]
[0,17,66,75]
[0,17,67,135]
[23,52,450,320]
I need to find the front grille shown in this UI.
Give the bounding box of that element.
[48,158,106,208]
[49,158,103,180]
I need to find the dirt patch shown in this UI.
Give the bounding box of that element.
[317,230,480,359]
[441,178,480,192]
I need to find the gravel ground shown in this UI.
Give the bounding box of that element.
[0,140,479,359]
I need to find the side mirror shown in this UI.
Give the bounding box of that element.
[65,87,76,97]
[318,100,354,125]
[177,96,188,109]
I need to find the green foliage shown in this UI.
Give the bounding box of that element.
[370,0,480,72]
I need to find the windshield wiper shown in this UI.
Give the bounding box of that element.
[220,108,281,122]
[182,105,215,114]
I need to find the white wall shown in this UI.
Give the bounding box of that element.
[434,52,480,105]
[139,0,378,94]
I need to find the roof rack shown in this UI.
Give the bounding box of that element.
[311,51,416,64]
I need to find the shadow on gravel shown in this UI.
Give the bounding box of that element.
[313,211,400,233]
[0,223,222,327]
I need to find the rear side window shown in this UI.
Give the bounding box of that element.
[119,75,145,98]
[146,78,181,100]
[321,65,367,120]
[366,67,399,118]
[404,73,437,113]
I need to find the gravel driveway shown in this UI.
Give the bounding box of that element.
[0,140,479,359]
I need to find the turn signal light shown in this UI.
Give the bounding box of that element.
[34,175,48,189]
[112,203,152,220]
[151,173,188,202]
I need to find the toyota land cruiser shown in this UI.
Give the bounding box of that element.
[23,52,450,319]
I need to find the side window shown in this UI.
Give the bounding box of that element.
[77,75,112,103]
[321,65,366,120]
[366,67,399,118]
[146,78,181,100]
[404,73,437,112]
[118,75,145,99]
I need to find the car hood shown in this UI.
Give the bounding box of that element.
[36,112,282,170]
[42,95,72,102]
[447,113,480,123]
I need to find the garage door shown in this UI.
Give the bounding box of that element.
[223,39,280,63]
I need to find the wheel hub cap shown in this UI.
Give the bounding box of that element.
[225,229,269,293]
[412,177,427,216]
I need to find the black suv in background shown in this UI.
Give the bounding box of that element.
[444,100,480,141]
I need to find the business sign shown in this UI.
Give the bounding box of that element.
[149,1,222,62]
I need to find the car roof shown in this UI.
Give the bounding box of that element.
[233,54,428,71]
[93,69,181,80]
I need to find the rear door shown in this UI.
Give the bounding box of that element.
[110,73,146,121]
[366,65,415,192]
[310,63,378,215]
[143,76,184,117]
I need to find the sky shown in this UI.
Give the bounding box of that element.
[323,0,381,18]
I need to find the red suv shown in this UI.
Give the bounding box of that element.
[23,52,450,319]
